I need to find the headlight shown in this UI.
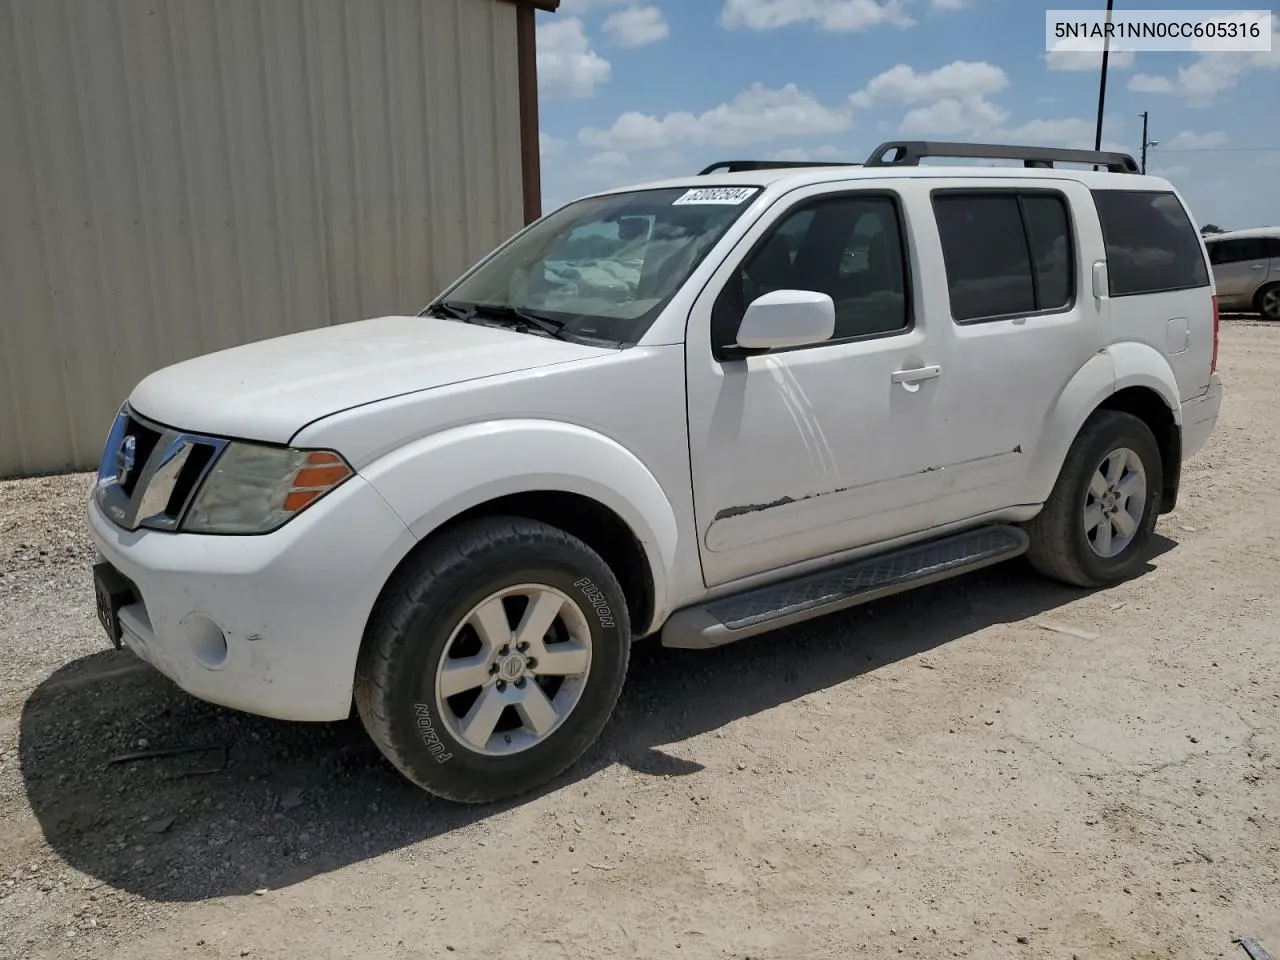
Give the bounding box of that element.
[181,443,353,534]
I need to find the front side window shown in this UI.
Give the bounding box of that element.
[711,194,911,350]
[1091,190,1210,296]
[932,191,1074,323]
[435,186,759,345]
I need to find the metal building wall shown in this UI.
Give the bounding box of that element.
[0,0,526,477]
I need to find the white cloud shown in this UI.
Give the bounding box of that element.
[558,0,621,13]
[771,144,847,161]
[1122,29,1280,106]
[540,132,566,157]
[1164,130,1229,150]
[720,0,914,32]
[603,4,670,46]
[537,17,611,99]
[585,150,631,169]
[1002,117,1096,144]
[579,82,852,151]
[1045,49,1135,71]
[899,96,1009,137]
[1128,73,1175,94]
[850,61,1008,108]
[931,0,967,8]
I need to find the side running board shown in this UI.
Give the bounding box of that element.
[661,525,1029,650]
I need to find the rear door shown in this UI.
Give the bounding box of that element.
[1208,237,1269,308]
[916,178,1107,516]
[1091,189,1214,401]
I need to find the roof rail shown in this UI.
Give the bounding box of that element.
[864,140,1140,174]
[697,159,862,175]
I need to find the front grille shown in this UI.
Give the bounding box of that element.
[118,414,163,498]
[163,441,219,517]
[94,407,229,532]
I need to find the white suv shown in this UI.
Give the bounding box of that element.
[88,141,1224,803]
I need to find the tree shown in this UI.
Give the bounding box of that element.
[1200,223,1227,235]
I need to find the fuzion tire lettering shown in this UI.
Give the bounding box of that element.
[574,577,616,628]
[414,703,454,763]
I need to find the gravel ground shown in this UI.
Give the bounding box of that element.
[1,321,1278,960]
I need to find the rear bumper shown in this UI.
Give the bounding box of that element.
[1181,372,1223,461]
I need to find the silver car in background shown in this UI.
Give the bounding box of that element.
[1204,227,1280,321]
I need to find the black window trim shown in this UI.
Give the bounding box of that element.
[1211,236,1267,265]
[710,188,916,362]
[928,186,1078,326]
[1090,188,1211,298]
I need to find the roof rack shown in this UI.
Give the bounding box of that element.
[863,140,1140,173]
[697,159,862,175]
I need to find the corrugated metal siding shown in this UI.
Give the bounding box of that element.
[0,0,525,477]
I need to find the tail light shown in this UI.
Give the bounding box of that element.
[1210,295,1220,374]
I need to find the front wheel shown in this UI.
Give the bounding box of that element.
[354,517,631,803]
[1024,410,1164,588]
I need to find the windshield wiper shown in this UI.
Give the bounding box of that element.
[428,300,571,340]
[426,300,476,322]
[469,304,570,339]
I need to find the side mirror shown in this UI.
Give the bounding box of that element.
[735,289,836,351]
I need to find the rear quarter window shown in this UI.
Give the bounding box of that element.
[1091,190,1210,297]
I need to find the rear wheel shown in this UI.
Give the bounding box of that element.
[1256,283,1280,321]
[354,517,631,803]
[1025,410,1163,588]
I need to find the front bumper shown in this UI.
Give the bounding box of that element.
[88,474,417,722]
[1181,372,1223,461]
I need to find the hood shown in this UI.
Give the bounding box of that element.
[128,315,614,443]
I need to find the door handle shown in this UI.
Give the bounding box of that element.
[1251,263,1266,270]
[892,365,941,384]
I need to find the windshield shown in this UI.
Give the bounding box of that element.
[434,185,761,344]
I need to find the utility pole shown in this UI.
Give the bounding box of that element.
[1139,112,1159,174]
[1140,111,1149,173]
[1094,0,1115,152]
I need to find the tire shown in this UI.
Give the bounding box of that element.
[1024,410,1163,588]
[1256,283,1280,322]
[354,517,631,804]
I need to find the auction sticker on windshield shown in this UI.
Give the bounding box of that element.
[672,187,759,206]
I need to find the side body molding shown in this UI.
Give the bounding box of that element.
[357,419,681,635]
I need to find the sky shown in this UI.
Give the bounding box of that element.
[534,0,1280,229]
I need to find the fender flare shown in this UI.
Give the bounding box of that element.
[357,419,680,633]
[1026,344,1182,504]
[1107,341,1184,422]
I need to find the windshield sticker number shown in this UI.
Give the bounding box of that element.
[672,187,758,206]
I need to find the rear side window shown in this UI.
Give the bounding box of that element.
[932,191,1074,323]
[1268,237,1280,259]
[1092,190,1209,296]
[1208,238,1267,264]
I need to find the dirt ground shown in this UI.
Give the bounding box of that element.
[1,321,1277,960]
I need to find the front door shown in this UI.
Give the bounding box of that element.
[685,186,949,588]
